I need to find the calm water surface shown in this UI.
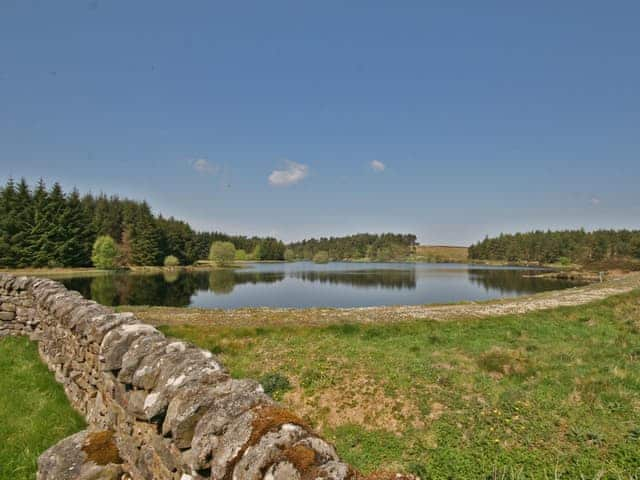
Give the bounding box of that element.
[61,262,582,309]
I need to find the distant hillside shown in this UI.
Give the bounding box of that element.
[414,245,468,263]
[286,233,418,262]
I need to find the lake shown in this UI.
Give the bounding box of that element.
[60,262,583,309]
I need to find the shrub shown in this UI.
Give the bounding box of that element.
[164,255,180,267]
[558,256,572,266]
[259,372,291,399]
[235,249,248,261]
[209,241,236,266]
[91,235,118,269]
[313,251,330,264]
[284,248,296,262]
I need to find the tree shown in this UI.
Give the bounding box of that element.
[25,179,54,267]
[124,202,163,266]
[44,182,68,267]
[91,235,119,269]
[287,233,417,261]
[58,189,93,267]
[12,179,33,267]
[255,238,286,260]
[0,178,17,267]
[157,216,196,265]
[164,255,180,267]
[284,248,296,262]
[313,251,330,264]
[209,241,236,266]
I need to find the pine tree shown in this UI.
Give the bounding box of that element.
[26,179,55,267]
[44,182,68,267]
[12,178,34,267]
[0,178,18,267]
[127,202,163,266]
[58,189,93,266]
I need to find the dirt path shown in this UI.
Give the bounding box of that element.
[128,272,640,328]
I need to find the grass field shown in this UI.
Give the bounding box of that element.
[2,290,639,479]
[157,292,640,479]
[413,245,469,263]
[0,336,86,480]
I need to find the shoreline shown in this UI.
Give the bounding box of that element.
[125,271,640,329]
[0,264,243,278]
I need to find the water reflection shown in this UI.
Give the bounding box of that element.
[467,268,578,295]
[60,263,584,309]
[291,269,416,289]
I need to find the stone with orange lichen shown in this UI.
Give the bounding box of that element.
[37,430,123,480]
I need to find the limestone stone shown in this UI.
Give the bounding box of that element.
[100,322,162,371]
[264,461,302,480]
[118,334,169,384]
[1,302,16,312]
[232,424,309,479]
[163,378,265,449]
[36,430,123,480]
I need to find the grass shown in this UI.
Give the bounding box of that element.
[0,336,86,480]
[1,288,638,479]
[413,245,469,263]
[0,264,240,279]
[157,291,640,479]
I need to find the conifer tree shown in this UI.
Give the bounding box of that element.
[26,179,54,267]
[0,178,18,267]
[58,189,93,266]
[44,182,68,267]
[13,178,34,267]
[126,202,163,266]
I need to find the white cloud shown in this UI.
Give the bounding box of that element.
[268,160,309,187]
[590,196,601,206]
[370,159,385,172]
[191,158,218,175]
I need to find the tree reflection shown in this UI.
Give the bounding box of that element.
[291,269,416,289]
[60,266,583,308]
[209,270,236,294]
[90,274,120,306]
[468,269,583,294]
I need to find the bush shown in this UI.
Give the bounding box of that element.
[284,248,296,262]
[164,255,180,267]
[259,372,291,399]
[209,241,236,266]
[235,249,248,261]
[313,251,330,264]
[558,256,572,266]
[91,236,118,269]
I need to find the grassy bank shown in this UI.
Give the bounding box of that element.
[0,263,240,279]
[156,292,640,478]
[413,245,469,263]
[0,337,85,480]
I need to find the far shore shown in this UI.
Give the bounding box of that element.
[1,256,632,282]
[0,263,241,278]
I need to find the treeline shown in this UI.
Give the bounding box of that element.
[0,178,286,268]
[286,233,418,262]
[468,230,640,265]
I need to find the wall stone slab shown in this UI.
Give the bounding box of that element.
[0,273,416,480]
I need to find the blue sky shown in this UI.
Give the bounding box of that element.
[1,1,639,244]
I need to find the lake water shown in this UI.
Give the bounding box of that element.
[60,262,582,309]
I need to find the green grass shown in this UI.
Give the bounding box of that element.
[413,245,469,263]
[0,336,86,480]
[159,291,640,479]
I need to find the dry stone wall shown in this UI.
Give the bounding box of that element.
[0,274,414,480]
